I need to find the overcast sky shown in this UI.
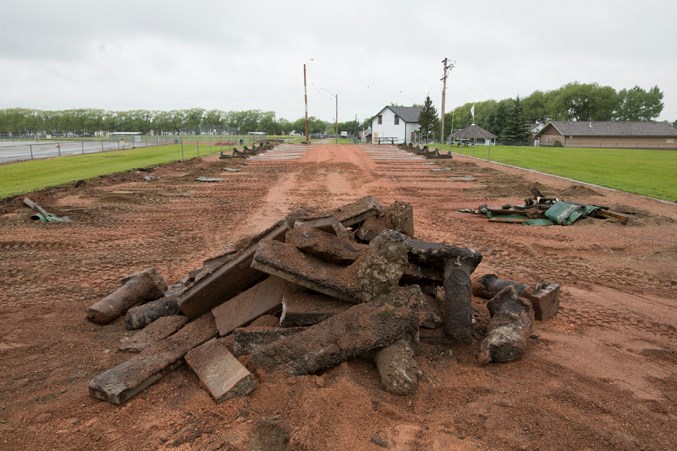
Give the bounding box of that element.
[1,0,676,124]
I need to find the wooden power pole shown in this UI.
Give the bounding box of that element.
[440,58,454,144]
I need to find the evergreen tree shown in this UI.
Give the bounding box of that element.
[501,97,530,145]
[417,96,439,143]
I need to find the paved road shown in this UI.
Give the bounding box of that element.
[0,140,149,163]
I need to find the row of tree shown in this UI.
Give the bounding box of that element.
[0,108,366,137]
[442,83,665,144]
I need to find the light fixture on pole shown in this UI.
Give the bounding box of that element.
[318,87,338,144]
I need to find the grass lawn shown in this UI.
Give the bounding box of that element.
[0,144,205,200]
[434,144,677,201]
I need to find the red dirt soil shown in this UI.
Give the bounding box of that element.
[0,144,675,450]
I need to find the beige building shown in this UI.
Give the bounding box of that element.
[536,121,677,150]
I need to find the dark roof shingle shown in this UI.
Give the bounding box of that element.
[451,124,498,140]
[388,106,421,123]
[543,121,677,137]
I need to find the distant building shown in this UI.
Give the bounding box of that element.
[449,124,498,146]
[535,121,677,149]
[370,106,421,144]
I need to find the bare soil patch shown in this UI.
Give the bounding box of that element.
[1,144,675,450]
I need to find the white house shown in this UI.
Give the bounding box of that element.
[370,106,421,144]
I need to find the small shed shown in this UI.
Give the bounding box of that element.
[450,124,498,146]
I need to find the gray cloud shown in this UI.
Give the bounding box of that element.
[1,0,676,121]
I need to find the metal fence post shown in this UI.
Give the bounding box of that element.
[81,141,85,154]
[209,136,212,156]
[29,144,34,160]
[57,143,61,157]
[101,141,104,151]
[181,137,184,161]
[196,138,200,157]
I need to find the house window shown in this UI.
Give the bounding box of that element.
[377,115,382,125]
[394,116,400,125]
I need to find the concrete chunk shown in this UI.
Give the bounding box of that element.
[251,240,360,303]
[406,239,483,274]
[125,295,181,330]
[354,201,414,242]
[232,326,306,356]
[286,226,367,265]
[478,286,534,364]
[525,283,560,320]
[355,230,409,303]
[87,267,168,325]
[179,220,290,319]
[89,313,217,404]
[294,195,382,231]
[212,276,295,337]
[443,266,473,343]
[251,286,420,375]
[472,273,528,299]
[119,315,188,353]
[280,291,352,327]
[374,337,419,396]
[184,338,256,403]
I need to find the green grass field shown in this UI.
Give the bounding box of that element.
[434,144,677,201]
[1,142,675,202]
[0,144,204,199]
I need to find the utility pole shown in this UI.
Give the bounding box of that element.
[335,93,338,144]
[303,64,309,144]
[440,58,454,144]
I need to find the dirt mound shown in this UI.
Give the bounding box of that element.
[558,184,605,198]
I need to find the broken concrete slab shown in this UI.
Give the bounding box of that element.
[385,201,414,238]
[374,337,420,396]
[89,313,218,404]
[251,286,420,375]
[478,286,534,364]
[280,291,352,327]
[251,240,360,303]
[285,226,367,265]
[211,276,295,337]
[355,230,409,303]
[87,267,168,325]
[184,338,256,403]
[406,239,483,274]
[443,266,473,343]
[232,326,306,356]
[354,201,414,242]
[118,315,188,353]
[179,220,290,319]
[294,195,382,231]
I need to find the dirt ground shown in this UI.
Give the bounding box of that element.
[1,144,675,450]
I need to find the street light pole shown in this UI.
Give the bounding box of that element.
[303,63,309,144]
[318,87,338,144]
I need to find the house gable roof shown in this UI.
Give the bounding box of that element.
[451,124,498,140]
[372,106,421,124]
[538,121,677,138]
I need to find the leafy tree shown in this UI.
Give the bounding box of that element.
[550,82,618,121]
[418,95,439,143]
[615,85,663,121]
[522,90,549,123]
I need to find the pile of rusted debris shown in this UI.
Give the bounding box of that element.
[461,186,629,225]
[87,196,560,405]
